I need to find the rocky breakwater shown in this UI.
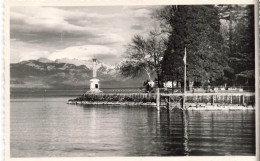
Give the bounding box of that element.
[68,93,157,106]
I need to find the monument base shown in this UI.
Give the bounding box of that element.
[86,89,103,94]
[87,78,102,94]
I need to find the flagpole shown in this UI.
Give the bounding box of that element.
[183,47,187,109]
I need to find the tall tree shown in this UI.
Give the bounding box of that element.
[217,5,255,86]
[231,5,255,86]
[157,5,227,86]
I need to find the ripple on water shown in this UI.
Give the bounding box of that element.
[10,97,255,157]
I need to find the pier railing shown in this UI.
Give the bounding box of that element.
[161,92,255,105]
[159,86,255,93]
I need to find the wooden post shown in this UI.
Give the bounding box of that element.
[211,95,214,105]
[156,88,160,111]
[167,96,170,112]
[241,95,245,106]
[182,96,185,110]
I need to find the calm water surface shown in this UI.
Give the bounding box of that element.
[11,97,255,157]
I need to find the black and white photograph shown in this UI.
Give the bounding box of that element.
[4,0,258,160]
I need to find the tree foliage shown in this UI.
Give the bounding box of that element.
[119,28,166,86]
[120,5,255,88]
[157,5,227,85]
[217,5,255,86]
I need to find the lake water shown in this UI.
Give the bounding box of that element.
[10,97,255,157]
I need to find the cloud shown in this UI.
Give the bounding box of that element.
[93,33,125,44]
[11,39,50,63]
[10,6,128,49]
[133,9,152,19]
[48,45,118,62]
[10,6,127,34]
[10,7,95,39]
[131,24,144,30]
[11,39,119,64]
[10,6,163,65]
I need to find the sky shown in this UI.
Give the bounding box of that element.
[10,6,163,65]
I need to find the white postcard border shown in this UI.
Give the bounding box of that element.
[4,0,259,161]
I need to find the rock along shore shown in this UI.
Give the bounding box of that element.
[67,101,255,111]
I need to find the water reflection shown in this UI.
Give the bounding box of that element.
[182,111,190,156]
[11,98,255,157]
[155,110,191,156]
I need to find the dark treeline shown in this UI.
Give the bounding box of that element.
[119,5,255,89]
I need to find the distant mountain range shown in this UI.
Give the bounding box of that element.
[10,58,148,89]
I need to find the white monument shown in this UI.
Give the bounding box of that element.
[88,58,102,93]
